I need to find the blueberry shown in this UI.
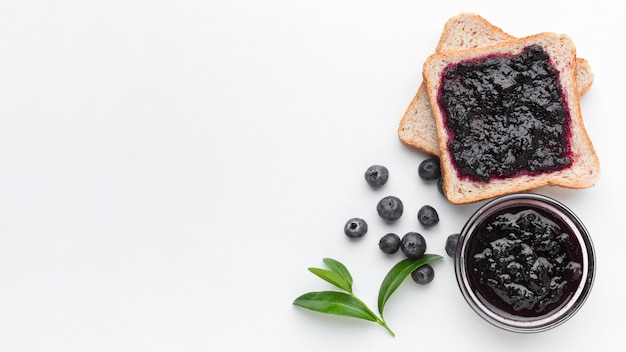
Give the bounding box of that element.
[418,157,441,181]
[376,196,403,221]
[411,264,435,285]
[378,233,401,254]
[344,218,368,238]
[437,176,445,195]
[418,205,439,227]
[445,233,460,257]
[401,232,426,259]
[364,165,389,187]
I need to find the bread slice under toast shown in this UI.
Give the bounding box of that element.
[398,13,594,156]
[422,33,600,204]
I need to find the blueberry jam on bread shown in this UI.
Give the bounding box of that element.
[398,13,595,157]
[423,33,600,204]
[438,44,572,182]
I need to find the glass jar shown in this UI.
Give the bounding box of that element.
[455,193,596,333]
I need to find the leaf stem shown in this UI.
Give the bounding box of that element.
[350,293,395,337]
[377,319,395,337]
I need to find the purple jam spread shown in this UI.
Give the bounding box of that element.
[466,206,583,318]
[437,45,573,182]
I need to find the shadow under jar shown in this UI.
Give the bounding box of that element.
[455,193,595,333]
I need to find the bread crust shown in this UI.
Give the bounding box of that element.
[422,33,600,204]
[398,13,594,156]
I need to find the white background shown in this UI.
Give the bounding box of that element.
[1,0,624,351]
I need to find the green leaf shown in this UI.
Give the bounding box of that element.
[322,258,353,291]
[377,254,443,315]
[307,258,354,293]
[293,291,378,322]
[308,268,352,292]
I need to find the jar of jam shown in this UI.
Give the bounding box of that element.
[455,193,595,333]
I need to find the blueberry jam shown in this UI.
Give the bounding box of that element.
[438,45,572,182]
[466,206,583,319]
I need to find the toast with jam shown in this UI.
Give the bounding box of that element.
[422,32,600,204]
[398,13,594,156]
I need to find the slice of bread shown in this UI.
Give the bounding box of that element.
[422,33,600,204]
[575,57,594,96]
[398,13,594,156]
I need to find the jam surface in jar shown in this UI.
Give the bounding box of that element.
[437,44,573,182]
[466,205,583,318]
